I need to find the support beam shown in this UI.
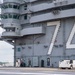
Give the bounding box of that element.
[0,4,2,8]
[0,20,1,22]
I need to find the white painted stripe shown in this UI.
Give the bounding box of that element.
[0,72,49,75]
[0,71,69,75]
[66,24,75,48]
[48,21,60,54]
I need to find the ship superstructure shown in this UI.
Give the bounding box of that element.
[0,0,75,67]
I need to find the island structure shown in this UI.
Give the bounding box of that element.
[0,0,75,67]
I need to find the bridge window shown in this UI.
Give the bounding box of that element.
[8,14,12,18]
[1,14,20,19]
[2,4,20,9]
[8,4,12,8]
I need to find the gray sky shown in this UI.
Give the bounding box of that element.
[0,0,14,62]
[0,28,14,62]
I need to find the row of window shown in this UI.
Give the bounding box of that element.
[5,28,15,32]
[2,4,28,10]
[1,14,20,19]
[2,4,20,9]
[0,14,28,20]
